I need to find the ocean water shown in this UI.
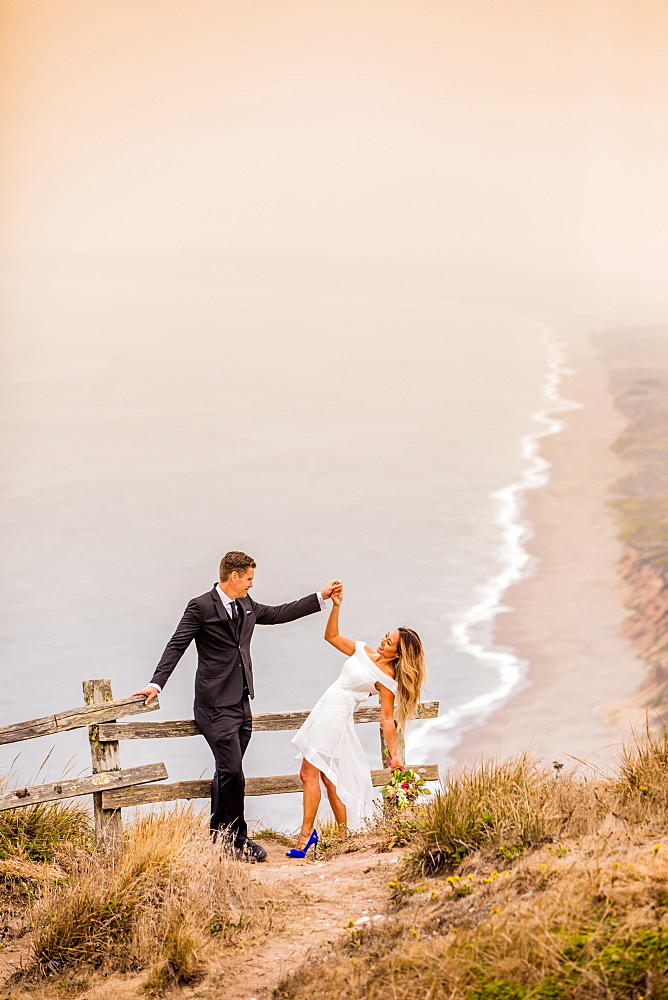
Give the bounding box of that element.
[408,336,582,767]
[0,261,565,831]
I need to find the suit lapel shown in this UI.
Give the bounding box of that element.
[236,596,253,640]
[211,586,235,634]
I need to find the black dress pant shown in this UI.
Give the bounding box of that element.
[194,697,252,844]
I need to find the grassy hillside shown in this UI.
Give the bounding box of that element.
[4,734,668,998]
[278,736,668,1000]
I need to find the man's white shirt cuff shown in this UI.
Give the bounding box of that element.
[147,683,162,692]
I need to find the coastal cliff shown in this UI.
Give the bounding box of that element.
[618,540,668,703]
[603,332,668,711]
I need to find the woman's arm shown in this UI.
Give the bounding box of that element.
[379,684,405,770]
[324,586,356,655]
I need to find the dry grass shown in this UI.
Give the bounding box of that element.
[0,800,92,862]
[9,729,668,998]
[278,838,668,999]
[277,736,668,1000]
[26,808,277,991]
[405,754,599,877]
[0,798,92,946]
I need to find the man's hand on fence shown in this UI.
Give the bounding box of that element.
[132,687,159,705]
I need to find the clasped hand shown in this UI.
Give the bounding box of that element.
[321,579,343,601]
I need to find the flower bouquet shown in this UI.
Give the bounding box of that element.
[382,753,432,810]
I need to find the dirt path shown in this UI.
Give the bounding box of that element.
[214,837,403,1000]
[0,837,403,1000]
[0,934,32,988]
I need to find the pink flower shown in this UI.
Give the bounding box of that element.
[401,781,410,789]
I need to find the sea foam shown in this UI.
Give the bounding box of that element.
[407,325,581,767]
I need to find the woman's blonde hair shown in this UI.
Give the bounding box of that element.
[393,627,426,726]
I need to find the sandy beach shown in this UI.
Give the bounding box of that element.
[453,332,648,771]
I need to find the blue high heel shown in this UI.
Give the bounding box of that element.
[286,829,318,859]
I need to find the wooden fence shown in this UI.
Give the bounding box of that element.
[0,679,440,849]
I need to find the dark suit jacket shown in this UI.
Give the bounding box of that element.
[150,585,321,707]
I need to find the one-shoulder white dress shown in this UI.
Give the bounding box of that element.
[291,641,398,830]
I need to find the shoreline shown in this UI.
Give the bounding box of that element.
[450,332,647,770]
[445,329,583,744]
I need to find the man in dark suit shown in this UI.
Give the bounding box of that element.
[134,551,339,862]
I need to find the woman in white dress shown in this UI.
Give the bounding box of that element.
[287,585,426,857]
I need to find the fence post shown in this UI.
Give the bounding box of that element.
[83,679,123,851]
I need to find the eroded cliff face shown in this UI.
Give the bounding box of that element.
[598,330,668,709]
[619,545,668,702]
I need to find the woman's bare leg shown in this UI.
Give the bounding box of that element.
[321,774,348,838]
[298,759,322,843]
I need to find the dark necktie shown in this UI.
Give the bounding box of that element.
[229,600,241,636]
[229,601,248,696]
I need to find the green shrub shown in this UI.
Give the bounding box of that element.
[468,982,526,1000]
[594,929,668,997]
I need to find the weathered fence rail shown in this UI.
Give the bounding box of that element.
[1,679,440,849]
[0,763,168,812]
[101,765,438,810]
[98,701,440,741]
[0,694,159,745]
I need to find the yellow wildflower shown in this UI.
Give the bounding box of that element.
[490,906,499,914]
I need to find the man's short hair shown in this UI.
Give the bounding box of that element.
[219,551,257,581]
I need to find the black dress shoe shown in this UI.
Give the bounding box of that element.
[234,837,267,862]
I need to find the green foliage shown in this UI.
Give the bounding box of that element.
[468,982,526,1000]
[560,929,592,963]
[611,497,668,549]
[499,845,526,861]
[462,929,668,1000]
[0,802,92,862]
[531,979,568,1000]
[250,826,293,846]
[470,978,567,1000]
[594,929,668,996]
[449,881,473,898]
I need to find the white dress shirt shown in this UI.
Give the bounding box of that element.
[147,587,327,692]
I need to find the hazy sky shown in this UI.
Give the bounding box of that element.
[2,0,667,279]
